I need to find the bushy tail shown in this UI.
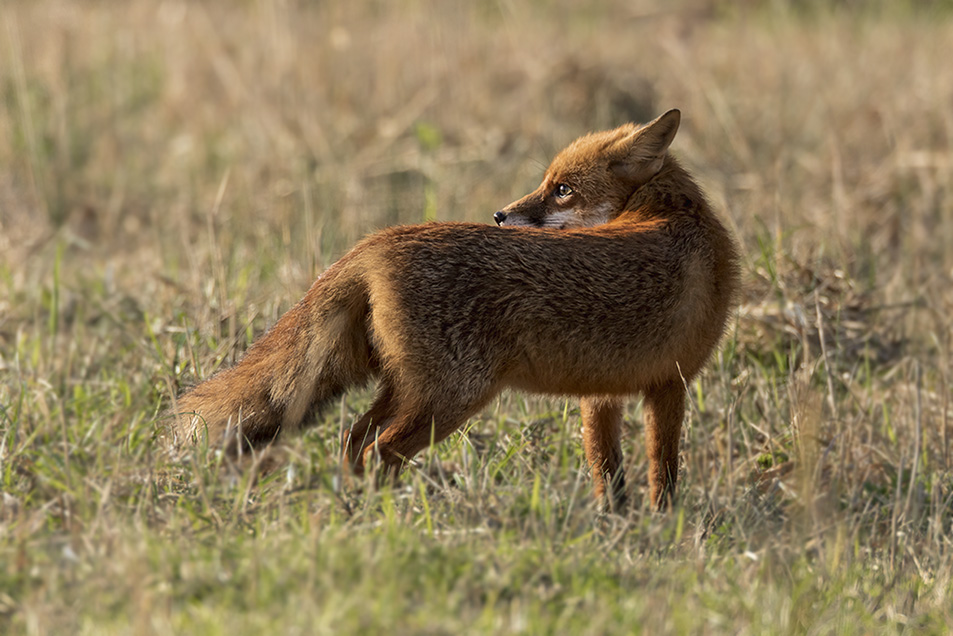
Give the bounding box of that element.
[172,256,373,452]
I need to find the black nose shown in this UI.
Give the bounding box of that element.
[493,211,507,226]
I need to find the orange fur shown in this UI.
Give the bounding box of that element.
[173,110,739,511]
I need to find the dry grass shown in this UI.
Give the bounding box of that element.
[2,1,953,633]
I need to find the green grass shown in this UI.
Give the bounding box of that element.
[2,1,953,633]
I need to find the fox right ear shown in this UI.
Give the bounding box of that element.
[639,108,681,157]
[611,109,681,180]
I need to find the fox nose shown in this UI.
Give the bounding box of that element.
[493,211,507,226]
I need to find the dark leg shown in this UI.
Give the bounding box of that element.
[342,383,397,474]
[360,401,476,483]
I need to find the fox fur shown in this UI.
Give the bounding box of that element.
[173,109,739,511]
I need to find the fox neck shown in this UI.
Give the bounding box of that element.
[619,155,707,221]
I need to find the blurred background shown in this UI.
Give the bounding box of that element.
[3,0,951,306]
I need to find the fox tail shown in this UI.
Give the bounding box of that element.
[172,254,372,452]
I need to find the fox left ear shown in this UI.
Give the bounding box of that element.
[611,109,681,180]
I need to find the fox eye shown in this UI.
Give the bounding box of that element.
[555,184,573,198]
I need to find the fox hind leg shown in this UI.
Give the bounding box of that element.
[360,392,490,483]
[342,382,397,474]
[580,396,628,513]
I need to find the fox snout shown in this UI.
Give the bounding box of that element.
[494,192,549,228]
[495,193,601,230]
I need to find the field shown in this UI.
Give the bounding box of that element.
[2,1,953,633]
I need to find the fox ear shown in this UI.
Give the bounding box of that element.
[610,109,681,180]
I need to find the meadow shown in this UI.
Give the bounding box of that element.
[2,1,953,633]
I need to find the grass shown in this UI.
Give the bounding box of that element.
[2,0,953,633]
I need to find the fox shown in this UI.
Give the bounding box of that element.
[173,109,739,511]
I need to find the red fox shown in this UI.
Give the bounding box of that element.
[173,109,739,511]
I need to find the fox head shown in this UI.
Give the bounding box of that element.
[494,109,681,229]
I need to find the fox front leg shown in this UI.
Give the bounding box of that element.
[580,396,628,513]
[642,379,686,510]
